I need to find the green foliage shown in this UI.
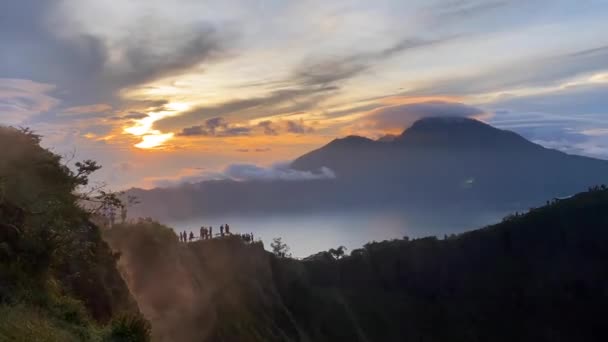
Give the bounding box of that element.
[106,312,151,342]
[0,126,146,340]
[0,305,82,342]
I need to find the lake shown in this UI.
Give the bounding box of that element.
[167,208,508,257]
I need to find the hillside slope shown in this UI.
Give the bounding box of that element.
[0,126,148,341]
[108,187,608,341]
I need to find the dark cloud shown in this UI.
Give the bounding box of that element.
[258,121,278,135]
[124,112,149,120]
[176,117,250,137]
[177,116,315,137]
[0,0,231,107]
[224,126,251,136]
[178,125,207,136]
[155,86,337,131]
[363,101,485,131]
[285,120,314,134]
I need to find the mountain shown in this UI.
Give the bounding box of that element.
[291,116,608,207]
[107,187,608,341]
[129,117,608,221]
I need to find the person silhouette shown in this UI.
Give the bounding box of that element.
[183,231,187,243]
[225,224,230,235]
[200,226,205,240]
[220,224,224,237]
[189,231,194,242]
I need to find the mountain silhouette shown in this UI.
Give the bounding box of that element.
[130,117,608,220]
[291,117,608,206]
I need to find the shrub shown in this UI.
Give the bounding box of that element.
[106,312,151,342]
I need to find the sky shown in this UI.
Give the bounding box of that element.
[2,0,608,189]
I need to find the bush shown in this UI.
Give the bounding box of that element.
[106,312,151,342]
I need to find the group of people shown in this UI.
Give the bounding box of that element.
[179,224,254,243]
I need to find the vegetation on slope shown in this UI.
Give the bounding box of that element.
[104,220,300,342]
[0,126,149,341]
[105,186,608,342]
[273,186,608,341]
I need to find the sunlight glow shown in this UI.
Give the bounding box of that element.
[124,102,191,149]
[135,132,175,149]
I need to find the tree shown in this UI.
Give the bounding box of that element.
[270,237,291,258]
[328,245,347,259]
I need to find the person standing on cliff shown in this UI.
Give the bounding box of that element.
[225,223,230,235]
[220,224,224,237]
[200,226,205,240]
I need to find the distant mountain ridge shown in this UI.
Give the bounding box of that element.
[129,117,608,221]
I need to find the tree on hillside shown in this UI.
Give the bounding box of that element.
[328,245,347,259]
[271,237,291,258]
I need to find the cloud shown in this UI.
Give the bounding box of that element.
[0,0,231,107]
[488,83,608,117]
[292,35,459,87]
[60,103,112,116]
[152,163,335,187]
[224,163,335,182]
[176,117,251,137]
[434,0,510,21]
[484,83,608,159]
[176,117,314,138]
[258,120,278,135]
[285,120,314,134]
[358,100,485,132]
[405,45,608,97]
[155,86,337,131]
[0,78,59,125]
[154,34,457,132]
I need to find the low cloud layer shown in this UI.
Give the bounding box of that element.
[224,163,334,182]
[153,163,335,187]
